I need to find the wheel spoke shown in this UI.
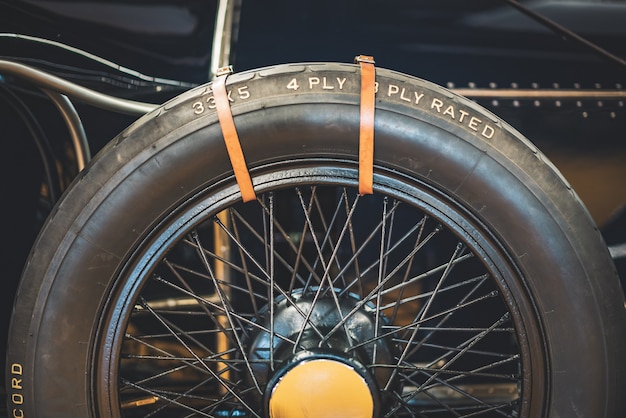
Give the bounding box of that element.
[132,297,260,417]
[117,185,528,416]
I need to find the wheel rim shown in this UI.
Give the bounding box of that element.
[96,165,544,417]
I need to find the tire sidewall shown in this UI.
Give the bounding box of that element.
[7,64,624,417]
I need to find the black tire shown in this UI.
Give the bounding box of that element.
[6,62,625,417]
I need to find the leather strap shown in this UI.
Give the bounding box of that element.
[355,55,375,195]
[213,67,256,202]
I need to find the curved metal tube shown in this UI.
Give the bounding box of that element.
[0,60,157,115]
[210,0,241,80]
[0,33,196,88]
[43,89,91,170]
[609,243,626,260]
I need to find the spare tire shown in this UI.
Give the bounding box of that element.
[7,62,625,417]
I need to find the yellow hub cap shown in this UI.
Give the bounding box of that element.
[268,359,374,418]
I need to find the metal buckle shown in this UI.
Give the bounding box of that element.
[354,55,375,65]
[216,65,234,77]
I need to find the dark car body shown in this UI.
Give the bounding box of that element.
[1,0,625,413]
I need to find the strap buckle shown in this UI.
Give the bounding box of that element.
[354,55,375,65]
[216,65,234,77]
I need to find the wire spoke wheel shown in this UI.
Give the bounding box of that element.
[8,63,624,418]
[100,170,540,418]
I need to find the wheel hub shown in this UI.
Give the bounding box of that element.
[268,357,374,418]
[243,288,396,416]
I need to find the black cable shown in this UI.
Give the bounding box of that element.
[503,0,626,71]
[0,55,196,94]
[0,33,197,88]
[0,60,156,115]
